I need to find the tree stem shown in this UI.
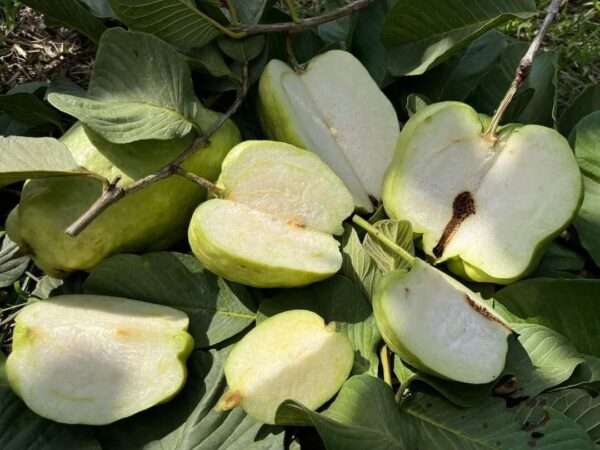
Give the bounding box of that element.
[381,344,392,387]
[231,0,375,35]
[484,0,564,139]
[352,215,416,267]
[65,65,249,237]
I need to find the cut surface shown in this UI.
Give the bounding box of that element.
[7,295,193,425]
[374,260,511,384]
[223,310,353,424]
[188,199,342,288]
[383,102,582,282]
[259,50,400,211]
[219,140,354,235]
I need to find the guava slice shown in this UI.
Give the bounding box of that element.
[258,50,400,211]
[188,141,354,288]
[374,260,511,384]
[6,295,193,425]
[383,101,582,283]
[218,310,353,424]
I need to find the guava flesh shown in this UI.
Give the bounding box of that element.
[383,102,582,283]
[6,295,193,425]
[258,50,400,211]
[221,309,354,424]
[10,119,240,277]
[188,141,354,288]
[374,260,511,384]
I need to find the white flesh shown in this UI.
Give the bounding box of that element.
[224,310,354,424]
[385,102,582,279]
[7,295,192,425]
[219,141,354,235]
[189,199,342,286]
[262,51,400,210]
[377,261,511,384]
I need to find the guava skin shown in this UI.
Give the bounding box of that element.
[383,101,583,284]
[11,120,240,277]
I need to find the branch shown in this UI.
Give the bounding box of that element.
[65,65,249,237]
[232,0,376,35]
[484,0,564,139]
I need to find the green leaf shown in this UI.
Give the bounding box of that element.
[185,44,233,78]
[258,275,380,376]
[278,374,596,450]
[350,0,389,85]
[0,232,29,288]
[276,375,413,450]
[21,0,106,42]
[362,219,413,272]
[340,226,381,301]
[80,0,115,17]
[0,136,93,186]
[496,279,600,357]
[229,0,268,25]
[468,44,559,126]
[0,353,6,386]
[383,0,536,76]
[393,355,491,408]
[109,0,222,49]
[533,242,585,278]
[84,252,257,348]
[0,93,63,130]
[217,35,266,63]
[98,350,284,450]
[0,386,101,449]
[48,28,212,143]
[560,354,600,392]
[559,84,600,137]
[405,93,429,117]
[571,112,600,266]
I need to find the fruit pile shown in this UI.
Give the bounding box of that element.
[2,47,583,429]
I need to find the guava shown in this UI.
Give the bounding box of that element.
[7,118,240,277]
[217,309,353,424]
[383,101,582,283]
[258,50,400,212]
[6,295,193,425]
[188,140,354,288]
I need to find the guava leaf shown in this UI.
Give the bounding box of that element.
[84,252,257,348]
[533,242,585,279]
[0,232,29,288]
[109,0,222,49]
[48,29,211,143]
[97,350,284,450]
[0,386,101,450]
[0,93,63,130]
[0,136,93,186]
[363,219,414,273]
[185,44,233,78]
[258,275,380,376]
[405,93,429,116]
[571,112,600,266]
[560,354,600,393]
[468,43,559,126]
[351,0,390,85]
[228,0,268,25]
[340,226,381,301]
[383,0,536,76]
[80,0,115,18]
[559,84,600,137]
[217,36,266,63]
[21,0,106,42]
[277,374,596,450]
[497,279,600,357]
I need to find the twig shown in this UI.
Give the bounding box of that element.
[484,0,565,139]
[232,0,375,35]
[65,64,249,237]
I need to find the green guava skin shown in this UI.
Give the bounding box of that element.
[382,102,584,284]
[9,120,240,277]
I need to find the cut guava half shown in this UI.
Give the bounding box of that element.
[217,309,353,424]
[374,260,511,384]
[383,101,582,283]
[188,141,354,288]
[6,295,193,425]
[258,50,400,211]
